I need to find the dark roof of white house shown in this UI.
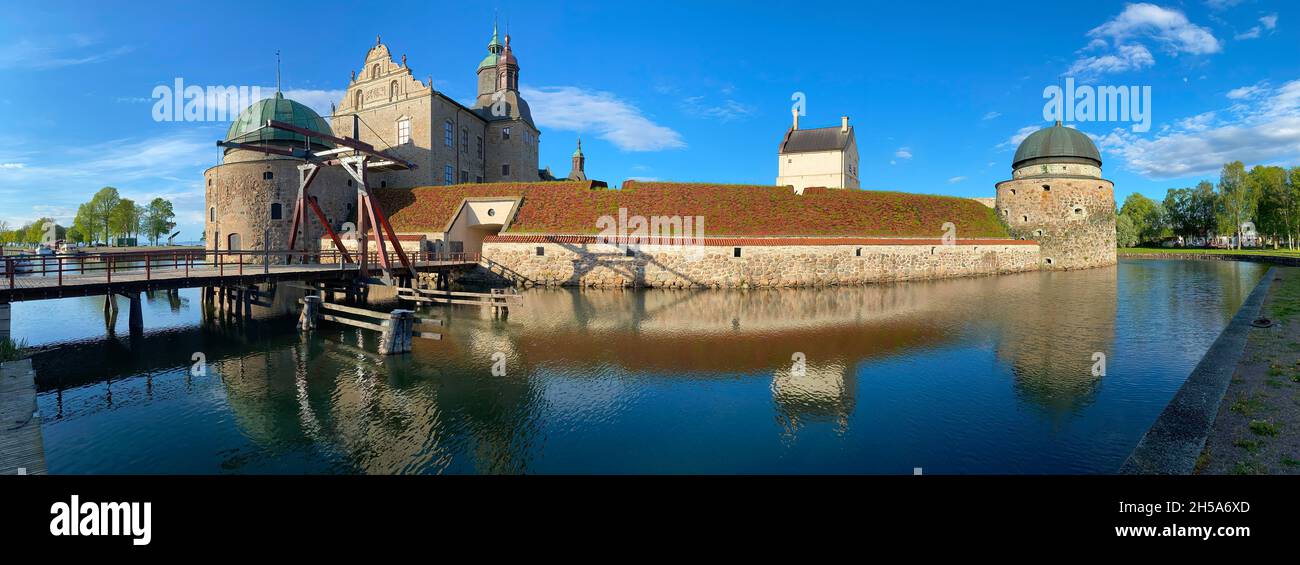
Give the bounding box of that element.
[778,126,854,154]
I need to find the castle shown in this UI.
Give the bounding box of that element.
[203,27,1115,287]
[205,25,565,253]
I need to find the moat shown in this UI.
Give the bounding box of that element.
[16,258,1264,474]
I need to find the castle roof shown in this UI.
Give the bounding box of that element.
[1012,122,1101,169]
[779,126,854,154]
[376,181,1010,238]
[225,92,334,150]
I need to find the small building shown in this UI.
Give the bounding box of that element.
[777,111,859,192]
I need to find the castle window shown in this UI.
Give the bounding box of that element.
[207,178,212,186]
[536,246,545,257]
[461,128,468,152]
[1045,257,1054,265]
[270,203,282,220]
[398,119,411,145]
[263,171,273,180]
[502,127,511,141]
[209,207,215,222]
[1009,189,1016,196]
[733,247,742,258]
[1074,207,1084,215]
[380,181,387,188]
[855,248,862,257]
[626,247,635,257]
[444,165,454,184]
[460,170,469,183]
[502,164,510,177]
[476,136,484,159]
[1022,215,1028,222]
[347,179,353,187]
[444,121,454,147]
[1042,184,1051,191]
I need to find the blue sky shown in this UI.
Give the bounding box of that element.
[0,0,1296,240]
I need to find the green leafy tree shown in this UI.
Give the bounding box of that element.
[73,202,97,245]
[108,198,139,244]
[1189,180,1219,242]
[142,198,175,245]
[1251,165,1293,248]
[1119,193,1166,245]
[1116,214,1139,248]
[1217,161,1256,249]
[87,187,121,244]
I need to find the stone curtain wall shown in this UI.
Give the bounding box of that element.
[482,240,1041,288]
[995,177,1117,270]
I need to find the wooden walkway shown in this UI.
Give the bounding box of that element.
[0,358,45,475]
[0,259,478,303]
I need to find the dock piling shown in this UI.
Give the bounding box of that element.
[379,309,414,355]
[127,292,143,335]
[299,295,321,331]
[0,302,10,342]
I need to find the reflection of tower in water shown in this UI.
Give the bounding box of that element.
[989,266,1119,416]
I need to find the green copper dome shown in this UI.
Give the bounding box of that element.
[225,92,334,149]
[478,23,504,70]
[1012,122,1101,170]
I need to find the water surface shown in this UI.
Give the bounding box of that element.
[22,258,1265,473]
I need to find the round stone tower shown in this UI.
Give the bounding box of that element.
[995,122,1116,269]
[204,92,354,259]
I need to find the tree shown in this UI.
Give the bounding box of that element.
[1119,193,1166,245]
[143,198,176,245]
[1217,161,1256,249]
[1116,214,1139,248]
[108,198,139,244]
[1189,180,1219,242]
[73,202,97,245]
[1251,165,1293,248]
[87,187,121,244]
[1163,188,1192,238]
[66,225,85,244]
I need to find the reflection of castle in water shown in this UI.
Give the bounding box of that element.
[33,268,1122,473]
[198,269,1122,471]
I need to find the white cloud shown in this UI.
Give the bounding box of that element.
[1238,13,1280,40]
[947,176,967,184]
[1261,14,1279,30]
[680,95,754,122]
[1235,27,1261,40]
[1098,79,1300,178]
[0,38,133,70]
[894,147,913,159]
[1067,44,1155,76]
[1204,0,1243,10]
[998,125,1041,150]
[522,85,685,151]
[1227,82,1268,100]
[1176,111,1216,131]
[1068,4,1220,78]
[0,132,214,228]
[0,163,24,169]
[982,111,1001,120]
[280,89,345,117]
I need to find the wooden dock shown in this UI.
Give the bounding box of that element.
[0,358,46,475]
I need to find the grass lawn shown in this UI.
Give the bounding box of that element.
[1120,247,1300,259]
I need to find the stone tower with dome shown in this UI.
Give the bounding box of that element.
[204,91,355,255]
[995,121,1116,270]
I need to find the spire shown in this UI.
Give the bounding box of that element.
[488,16,503,53]
[376,33,382,45]
[275,49,281,94]
[573,137,583,157]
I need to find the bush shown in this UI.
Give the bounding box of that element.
[0,337,27,363]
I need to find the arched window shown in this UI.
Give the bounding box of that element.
[209,207,215,222]
[271,203,283,220]
[263,171,273,180]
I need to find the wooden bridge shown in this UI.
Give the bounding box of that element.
[0,248,481,341]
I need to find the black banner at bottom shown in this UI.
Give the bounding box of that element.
[0,475,1287,552]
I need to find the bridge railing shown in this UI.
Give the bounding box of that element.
[0,248,482,291]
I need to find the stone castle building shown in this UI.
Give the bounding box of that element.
[205,25,552,252]
[995,121,1116,270]
[776,111,860,192]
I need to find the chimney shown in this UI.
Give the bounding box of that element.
[841,116,849,133]
[792,107,799,130]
